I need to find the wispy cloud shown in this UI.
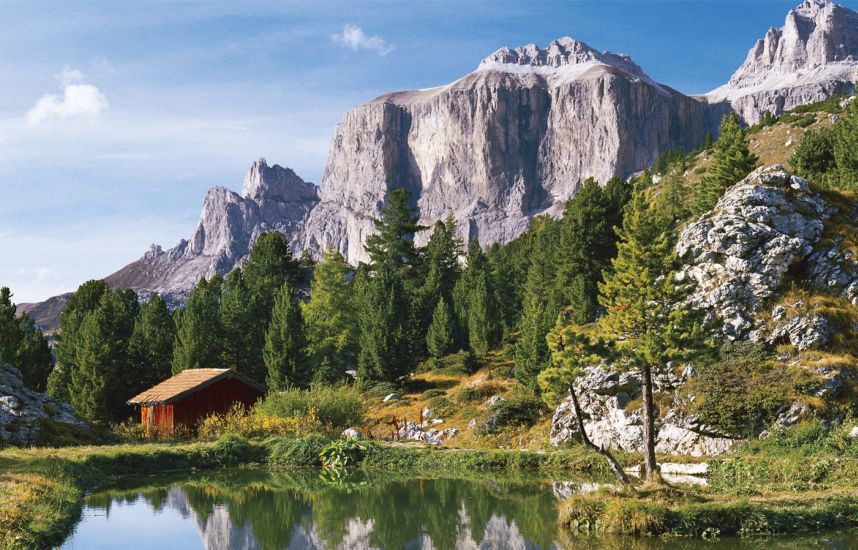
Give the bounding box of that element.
[332,24,394,56]
[56,64,85,84]
[26,67,108,126]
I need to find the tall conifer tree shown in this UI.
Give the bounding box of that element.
[692,113,758,215]
[172,277,224,374]
[264,283,310,390]
[303,248,358,385]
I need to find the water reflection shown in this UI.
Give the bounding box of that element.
[64,469,564,549]
[62,468,858,550]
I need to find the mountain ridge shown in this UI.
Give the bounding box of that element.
[22,0,858,331]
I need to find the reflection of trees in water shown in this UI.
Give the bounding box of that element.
[84,469,561,549]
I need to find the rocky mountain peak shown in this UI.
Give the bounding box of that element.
[708,0,858,123]
[241,157,317,203]
[476,36,651,82]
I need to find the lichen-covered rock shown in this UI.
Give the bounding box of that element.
[0,363,88,446]
[807,240,858,304]
[676,165,834,339]
[549,365,740,457]
[767,309,837,350]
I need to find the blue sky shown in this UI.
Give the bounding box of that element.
[2,0,856,303]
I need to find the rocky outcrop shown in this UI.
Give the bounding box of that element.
[303,37,709,263]
[0,363,88,446]
[549,365,739,457]
[707,0,858,124]
[675,165,834,339]
[104,158,319,303]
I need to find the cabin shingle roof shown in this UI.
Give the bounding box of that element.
[126,368,266,405]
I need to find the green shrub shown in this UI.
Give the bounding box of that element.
[254,385,364,432]
[426,396,456,417]
[791,127,837,184]
[481,394,546,433]
[203,434,264,466]
[420,389,446,399]
[267,433,333,466]
[690,342,818,437]
[433,350,478,375]
[456,382,502,403]
[319,438,369,468]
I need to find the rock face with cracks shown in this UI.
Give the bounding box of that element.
[0,363,88,446]
[675,165,834,340]
[549,365,739,457]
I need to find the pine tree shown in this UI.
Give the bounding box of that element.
[832,100,858,188]
[598,186,708,483]
[172,277,224,374]
[364,187,426,274]
[356,265,412,384]
[243,231,301,323]
[70,309,113,422]
[0,287,22,365]
[16,315,53,392]
[426,298,454,367]
[555,178,622,323]
[128,294,175,396]
[264,283,310,390]
[655,168,688,224]
[220,269,265,382]
[50,280,109,402]
[514,219,562,390]
[539,318,631,486]
[68,288,138,422]
[303,248,358,385]
[692,113,758,216]
[467,272,495,357]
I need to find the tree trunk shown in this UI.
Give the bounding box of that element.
[569,385,633,488]
[640,363,661,483]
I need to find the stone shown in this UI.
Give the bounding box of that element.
[706,0,858,125]
[341,428,360,440]
[467,419,477,430]
[675,165,834,339]
[768,312,837,350]
[550,364,740,457]
[487,395,505,406]
[849,426,858,439]
[0,363,88,446]
[382,393,401,403]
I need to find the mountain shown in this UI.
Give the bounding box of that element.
[707,0,858,124]
[303,36,709,263]
[102,158,319,303]
[23,1,858,331]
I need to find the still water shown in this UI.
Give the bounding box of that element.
[61,468,858,550]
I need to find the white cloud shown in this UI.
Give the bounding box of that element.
[332,24,394,56]
[56,64,85,84]
[26,83,108,125]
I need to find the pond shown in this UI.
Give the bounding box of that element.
[61,468,858,549]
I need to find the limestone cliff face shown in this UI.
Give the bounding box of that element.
[303,37,709,263]
[707,0,858,124]
[104,158,318,301]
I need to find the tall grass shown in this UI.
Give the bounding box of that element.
[254,385,365,433]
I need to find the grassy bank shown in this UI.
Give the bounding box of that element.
[0,434,616,548]
[0,436,264,549]
[559,487,858,538]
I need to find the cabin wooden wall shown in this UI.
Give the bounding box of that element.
[141,404,174,434]
[172,377,264,431]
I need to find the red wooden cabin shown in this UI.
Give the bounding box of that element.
[127,368,267,434]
